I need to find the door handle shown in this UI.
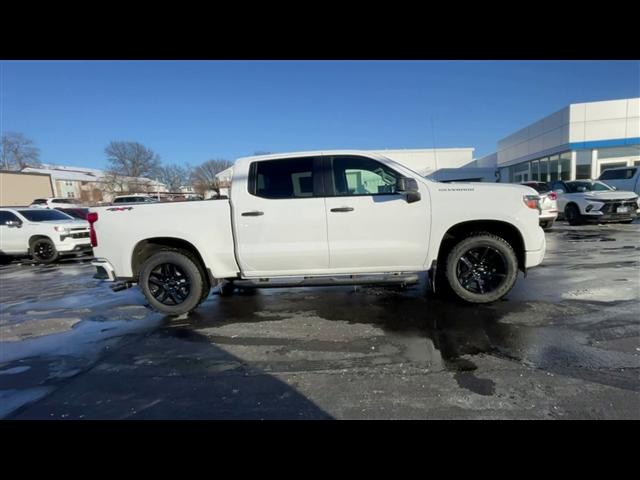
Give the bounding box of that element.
[330,207,354,212]
[241,211,264,216]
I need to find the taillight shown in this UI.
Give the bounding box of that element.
[523,195,540,211]
[87,212,98,247]
[547,192,557,201]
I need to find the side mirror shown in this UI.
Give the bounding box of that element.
[5,220,22,228]
[397,177,421,203]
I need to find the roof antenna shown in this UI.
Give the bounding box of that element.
[431,116,438,181]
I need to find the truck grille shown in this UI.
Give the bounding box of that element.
[70,232,90,239]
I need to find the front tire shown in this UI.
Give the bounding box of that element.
[30,238,59,264]
[139,249,209,316]
[445,233,519,304]
[565,204,583,226]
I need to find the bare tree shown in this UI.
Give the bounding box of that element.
[157,163,192,193]
[105,141,161,179]
[1,132,41,170]
[191,159,234,197]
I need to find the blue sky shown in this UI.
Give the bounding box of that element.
[1,60,639,169]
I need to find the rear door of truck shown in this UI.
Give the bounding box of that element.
[231,156,329,277]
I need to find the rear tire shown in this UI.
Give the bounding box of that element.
[445,232,518,304]
[565,204,583,226]
[30,238,59,264]
[139,249,209,316]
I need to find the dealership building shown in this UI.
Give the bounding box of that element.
[491,97,639,184]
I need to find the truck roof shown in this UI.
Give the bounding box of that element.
[234,149,394,170]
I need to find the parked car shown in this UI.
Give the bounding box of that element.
[549,180,639,225]
[598,166,640,195]
[55,207,90,220]
[0,208,92,264]
[521,181,558,230]
[90,150,546,315]
[30,197,82,209]
[112,195,159,205]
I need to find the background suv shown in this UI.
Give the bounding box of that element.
[550,180,639,225]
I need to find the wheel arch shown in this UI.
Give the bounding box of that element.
[131,237,211,285]
[435,220,526,272]
[28,234,53,246]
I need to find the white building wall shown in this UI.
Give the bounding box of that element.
[369,148,475,176]
[569,98,640,144]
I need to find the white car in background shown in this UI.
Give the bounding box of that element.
[0,208,92,264]
[521,181,558,230]
[598,166,640,195]
[30,197,82,209]
[549,180,639,225]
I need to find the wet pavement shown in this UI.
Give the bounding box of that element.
[1,222,639,419]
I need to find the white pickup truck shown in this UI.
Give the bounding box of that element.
[90,151,546,315]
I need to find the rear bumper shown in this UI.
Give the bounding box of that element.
[92,258,116,281]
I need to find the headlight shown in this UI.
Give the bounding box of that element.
[54,226,70,234]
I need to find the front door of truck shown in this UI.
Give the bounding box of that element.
[232,156,329,277]
[323,155,430,273]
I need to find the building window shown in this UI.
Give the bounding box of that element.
[530,160,539,181]
[597,146,640,159]
[539,157,549,182]
[559,152,571,181]
[66,192,75,198]
[548,155,560,182]
[575,150,591,180]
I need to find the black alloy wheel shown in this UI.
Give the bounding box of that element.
[456,246,507,295]
[148,263,191,305]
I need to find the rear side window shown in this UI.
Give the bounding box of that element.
[250,158,316,199]
[600,168,636,180]
[0,211,21,225]
[52,199,74,204]
[32,199,47,204]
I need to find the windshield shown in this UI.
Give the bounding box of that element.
[18,210,74,222]
[52,199,76,204]
[566,181,614,193]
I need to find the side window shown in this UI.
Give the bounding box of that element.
[250,158,315,199]
[550,181,565,192]
[330,156,398,196]
[0,211,20,225]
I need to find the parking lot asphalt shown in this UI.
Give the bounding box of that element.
[1,221,639,419]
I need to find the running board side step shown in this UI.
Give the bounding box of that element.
[234,273,420,289]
